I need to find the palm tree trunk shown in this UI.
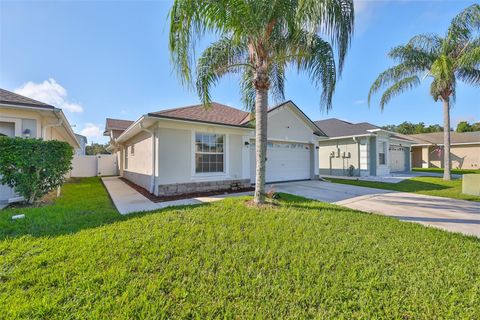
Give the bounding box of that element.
[254,85,268,204]
[442,97,451,181]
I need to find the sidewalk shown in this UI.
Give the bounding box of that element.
[102,177,252,215]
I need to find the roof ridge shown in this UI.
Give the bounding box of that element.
[153,101,248,115]
[105,117,134,122]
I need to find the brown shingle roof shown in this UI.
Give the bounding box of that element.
[148,102,251,127]
[0,88,54,109]
[408,132,480,145]
[105,118,135,131]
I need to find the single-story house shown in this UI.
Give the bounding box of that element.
[409,131,480,169]
[314,118,415,176]
[105,101,326,196]
[0,88,80,203]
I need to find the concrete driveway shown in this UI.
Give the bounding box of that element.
[275,180,480,237]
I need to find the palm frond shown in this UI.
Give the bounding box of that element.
[446,3,480,44]
[269,63,286,105]
[196,37,250,104]
[379,76,420,110]
[388,44,438,68]
[456,46,480,69]
[297,0,354,73]
[293,33,337,111]
[457,67,480,86]
[240,69,256,112]
[368,63,421,106]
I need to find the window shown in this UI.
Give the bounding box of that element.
[130,145,135,155]
[195,133,224,173]
[378,141,386,165]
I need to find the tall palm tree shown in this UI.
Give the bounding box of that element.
[368,4,480,181]
[169,0,354,204]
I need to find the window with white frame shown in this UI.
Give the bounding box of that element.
[130,144,135,156]
[378,141,387,165]
[195,133,224,173]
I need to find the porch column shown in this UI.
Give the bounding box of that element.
[421,146,430,168]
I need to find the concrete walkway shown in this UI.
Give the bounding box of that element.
[275,180,480,238]
[102,177,252,215]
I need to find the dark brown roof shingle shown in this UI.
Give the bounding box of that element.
[148,102,251,127]
[105,118,135,131]
[0,88,54,109]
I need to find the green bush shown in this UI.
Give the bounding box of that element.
[0,137,73,204]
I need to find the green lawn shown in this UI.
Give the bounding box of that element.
[329,176,480,202]
[413,167,480,175]
[1,178,479,318]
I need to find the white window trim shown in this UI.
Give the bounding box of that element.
[191,131,229,179]
[377,139,389,167]
[0,117,22,137]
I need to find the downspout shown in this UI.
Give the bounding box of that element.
[353,137,361,176]
[42,110,63,139]
[140,121,156,194]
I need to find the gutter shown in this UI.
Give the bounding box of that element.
[140,121,157,194]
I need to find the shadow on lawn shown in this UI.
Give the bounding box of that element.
[0,177,213,241]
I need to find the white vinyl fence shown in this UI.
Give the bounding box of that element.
[71,154,118,177]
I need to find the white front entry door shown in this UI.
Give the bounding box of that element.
[250,141,311,183]
[389,145,407,172]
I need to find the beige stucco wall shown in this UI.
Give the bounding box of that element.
[0,106,78,147]
[451,145,480,169]
[318,138,360,176]
[411,144,480,169]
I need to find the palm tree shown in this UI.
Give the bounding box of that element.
[368,4,480,181]
[169,0,354,204]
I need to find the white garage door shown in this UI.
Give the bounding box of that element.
[250,141,311,183]
[389,145,407,172]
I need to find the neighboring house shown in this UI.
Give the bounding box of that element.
[74,133,88,155]
[409,131,480,169]
[314,118,414,176]
[105,101,326,195]
[0,88,80,203]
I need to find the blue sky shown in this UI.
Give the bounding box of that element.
[1,0,479,143]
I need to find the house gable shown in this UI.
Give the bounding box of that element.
[267,101,322,143]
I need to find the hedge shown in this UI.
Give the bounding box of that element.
[0,137,73,204]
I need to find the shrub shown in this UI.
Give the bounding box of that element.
[0,137,73,204]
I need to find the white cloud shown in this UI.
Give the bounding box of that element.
[354,99,366,105]
[80,123,102,138]
[14,78,84,113]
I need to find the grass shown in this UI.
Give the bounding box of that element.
[1,178,479,319]
[0,177,121,239]
[328,176,480,202]
[412,167,480,175]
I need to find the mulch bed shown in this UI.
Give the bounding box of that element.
[120,177,254,203]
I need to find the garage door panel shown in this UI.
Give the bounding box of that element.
[250,142,311,183]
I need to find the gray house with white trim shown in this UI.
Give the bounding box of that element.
[315,118,415,177]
